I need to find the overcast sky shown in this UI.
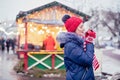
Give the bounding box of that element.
[0,0,53,20]
[0,0,120,21]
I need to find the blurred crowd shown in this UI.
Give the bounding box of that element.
[0,37,16,54]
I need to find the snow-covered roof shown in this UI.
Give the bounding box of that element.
[16,1,91,22]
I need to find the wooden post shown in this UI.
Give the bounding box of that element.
[52,54,55,69]
[24,52,28,70]
[23,17,28,71]
[24,21,28,50]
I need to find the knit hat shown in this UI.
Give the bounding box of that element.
[62,14,83,32]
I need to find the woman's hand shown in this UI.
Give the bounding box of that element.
[85,29,96,43]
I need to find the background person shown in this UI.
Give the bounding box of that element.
[43,34,55,51]
[10,38,16,54]
[1,37,5,52]
[6,38,10,53]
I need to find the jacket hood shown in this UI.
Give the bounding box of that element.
[56,32,84,47]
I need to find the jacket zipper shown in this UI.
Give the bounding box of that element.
[81,68,88,80]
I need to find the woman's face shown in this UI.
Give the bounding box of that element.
[75,23,85,37]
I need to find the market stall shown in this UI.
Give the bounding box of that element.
[16,1,90,70]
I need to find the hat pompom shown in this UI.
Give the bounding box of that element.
[62,14,70,23]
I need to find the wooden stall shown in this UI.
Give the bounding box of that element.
[16,1,90,70]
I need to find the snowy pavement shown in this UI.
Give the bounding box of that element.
[0,48,120,80]
[95,47,120,75]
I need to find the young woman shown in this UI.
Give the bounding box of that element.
[56,15,95,80]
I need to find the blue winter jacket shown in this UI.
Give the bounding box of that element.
[56,32,95,80]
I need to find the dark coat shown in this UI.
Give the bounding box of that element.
[56,32,95,80]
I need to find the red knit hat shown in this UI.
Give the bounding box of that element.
[62,15,83,32]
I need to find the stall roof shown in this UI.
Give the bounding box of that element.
[16,1,91,22]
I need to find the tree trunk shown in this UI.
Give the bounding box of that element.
[118,32,120,48]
